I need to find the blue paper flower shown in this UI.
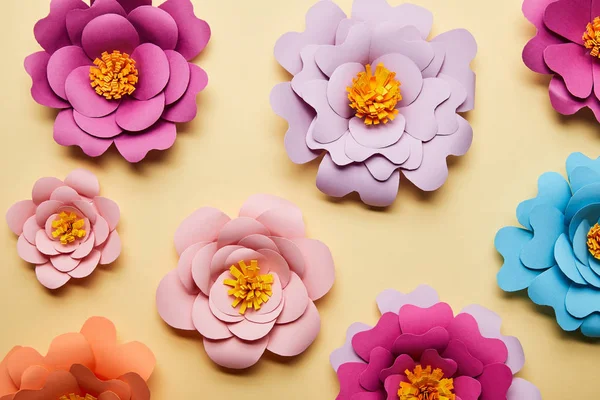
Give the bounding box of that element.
[495,153,600,337]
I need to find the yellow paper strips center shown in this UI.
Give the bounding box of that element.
[587,223,600,259]
[223,260,274,315]
[399,365,455,400]
[59,394,97,400]
[584,17,600,58]
[347,63,402,126]
[52,211,86,245]
[90,50,138,100]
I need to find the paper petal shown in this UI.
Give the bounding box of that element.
[99,231,121,265]
[507,378,542,400]
[376,286,439,315]
[35,263,71,289]
[128,6,179,50]
[544,43,593,99]
[163,50,191,105]
[158,0,211,61]
[115,93,165,132]
[47,46,92,100]
[24,52,70,109]
[68,250,101,278]
[114,120,176,163]
[131,44,170,101]
[192,295,232,340]
[156,270,196,330]
[330,323,370,372]
[174,207,230,255]
[6,200,37,236]
[291,238,335,300]
[81,14,140,59]
[66,0,127,46]
[267,300,320,357]
[34,0,88,54]
[54,110,114,157]
[162,64,207,123]
[203,336,268,369]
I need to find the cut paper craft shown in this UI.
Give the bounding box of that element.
[522,0,600,122]
[5,169,121,289]
[271,0,477,207]
[156,194,335,369]
[0,317,155,400]
[25,0,210,162]
[331,286,541,400]
[496,152,600,337]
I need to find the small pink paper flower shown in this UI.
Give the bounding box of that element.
[523,0,600,121]
[272,0,476,207]
[331,286,541,399]
[156,194,335,369]
[25,0,210,162]
[6,169,121,289]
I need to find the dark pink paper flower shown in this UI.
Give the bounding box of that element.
[5,169,121,289]
[523,0,600,121]
[331,286,541,399]
[272,0,476,207]
[25,0,210,162]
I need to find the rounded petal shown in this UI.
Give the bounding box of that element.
[239,235,279,252]
[507,378,542,400]
[158,0,211,61]
[24,52,70,109]
[73,111,123,139]
[162,64,208,123]
[544,0,591,43]
[94,196,120,230]
[277,272,309,324]
[50,254,81,272]
[544,43,593,99]
[216,217,270,248]
[373,53,424,107]
[33,0,88,54]
[191,242,218,295]
[93,215,110,246]
[267,300,320,357]
[114,0,151,14]
[115,93,165,132]
[239,194,304,220]
[18,235,49,264]
[156,270,196,330]
[69,364,130,400]
[71,232,96,259]
[163,50,191,105]
[447,313,508,367]
[228,319,276,341]
[130,44,170,101]
[399,302,454,335]
[256,208,306,239]
[19,365,50,391]
[349,115,406,149]
[6,200,36,235]
[314,23,370,77]
[302,80,349,144]
[66,0,127,46]
[290,238,335,300]
[35,263,70,289]
[352,0,432,39]
[99,231,121,265]
[54,110,114,157]
[47,46,92,100]
[376,286,440,315]
[65,66,120,118]
[203,336,268,369]
[192,295,232,340]
[32,177,64,205]
[173,207,230,255]
[328,63,365,118]
[114,120,177,163]
[128,6,178,50]
[23,217,41,244]
[81,14,140,59]
[50,186,81,203]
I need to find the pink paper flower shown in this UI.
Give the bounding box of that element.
[156,194,335,369]
[331,286,541,399]
[523,0,600,121]
[271,0,476,207]
[25,0,210,162]
[5,169,121,289]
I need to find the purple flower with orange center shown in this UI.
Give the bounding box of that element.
[25,0,210,162]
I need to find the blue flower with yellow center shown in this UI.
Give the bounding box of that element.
[496,152,600,337]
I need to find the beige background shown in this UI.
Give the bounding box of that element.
[0,0,598,398]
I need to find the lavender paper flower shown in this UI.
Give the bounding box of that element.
[271,0,477,207]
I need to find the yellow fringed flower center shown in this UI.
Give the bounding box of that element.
[58,394,97,400]
[587,223,600,259]
[52,211,86,245]
[89,50,138,100]
[347,63,402,126]
[223,260,274,315]
[399,365,455,400]
[583,17,600,58]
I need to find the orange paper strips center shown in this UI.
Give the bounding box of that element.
[223,260,274,315]
[584,17,600,58]
[587,223,600,259]
[90,50,138,100]
[59,395,97,400]
[52,211,86,245]
[399,365,455,400]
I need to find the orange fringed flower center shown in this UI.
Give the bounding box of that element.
[90,50,138,100]
[52,211,86,245]
[587,223,600,259]
[223,260,274,315]
[59,394,97,400]
[347,63,402,126]
[399,365,455,400]
[583,17,600,58]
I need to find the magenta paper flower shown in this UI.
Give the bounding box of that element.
[5,169,121,289]
[271,0,476,207]
[331,286,541,399]
[156,194,335,369]
[25,0,210,162]
[522,0,600,121]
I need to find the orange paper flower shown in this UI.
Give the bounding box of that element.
[0,317,155,400]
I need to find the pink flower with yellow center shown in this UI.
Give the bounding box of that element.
[25,0,210,162]
[156,194,335,369]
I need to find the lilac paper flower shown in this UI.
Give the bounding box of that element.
[331,286,541,399]
[523,0,600,121]
[25,0,210,163]
[271,0,476,207]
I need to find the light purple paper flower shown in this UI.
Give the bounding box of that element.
[271,0,476,207]
[331,286,541,399]
[25,0,210,163]
[523,0,600,121]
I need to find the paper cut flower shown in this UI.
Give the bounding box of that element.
[271,0,476,207]
[495,152,600,337]
[6,169,121,289]
[156,194,335,369]
[25,0,210,162]
[0,317,155,400]
[522,0,600,122]
[331,286,541,399]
